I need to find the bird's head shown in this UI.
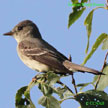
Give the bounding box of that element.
[3,20,42,42]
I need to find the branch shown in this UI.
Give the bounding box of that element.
[95,51,108,90]
[68,54,78,94]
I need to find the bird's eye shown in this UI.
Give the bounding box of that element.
[18,26,23,31]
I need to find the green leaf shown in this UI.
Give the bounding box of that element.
[76,82,92,91]
[93,66,108,90]
[81,0,88,3]
[84,7,105,53]
[47,72,60,85]
[75,90,108,108]
[63,89,74,98]
[38,83,53,96]
[38,96,61,108]
[71,0,78,4]
[102,38,108,50]
[76,83,91,87]
[53,86,74,99]
[69,0,88,28]
[53,87,67,99]
[68,7,86,28]
[71,0,87,4]
[15,86,36,108]
[82,33,108,65]
[84,9,94,53]
[24,81,38,98]
[38,96,47,107]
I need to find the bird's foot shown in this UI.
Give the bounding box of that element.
[32,76,37,82]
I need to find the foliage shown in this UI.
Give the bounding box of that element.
[15,0,108,108]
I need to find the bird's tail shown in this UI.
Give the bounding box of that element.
[63,60,104,75]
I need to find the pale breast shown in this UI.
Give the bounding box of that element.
[17,46,50,72]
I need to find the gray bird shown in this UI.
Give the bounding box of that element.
[4,20,103,75]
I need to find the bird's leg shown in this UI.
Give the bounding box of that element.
[32,72,42,82]
[32,71,48,82]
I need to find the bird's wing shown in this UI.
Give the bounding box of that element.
[18,41,70,74]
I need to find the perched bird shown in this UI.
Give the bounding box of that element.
[4,20,103,75]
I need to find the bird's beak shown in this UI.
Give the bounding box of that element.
[3,31,13,36]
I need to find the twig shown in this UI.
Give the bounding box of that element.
[95,51,108,90]
[69,54,78,94]
[68,54,72,61]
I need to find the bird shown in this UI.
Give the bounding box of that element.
[3,20,103,75]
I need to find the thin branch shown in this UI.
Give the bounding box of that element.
[68,54,78,94]
[95,51,108,90]
[71,74,78,94]
[68,54,72,61]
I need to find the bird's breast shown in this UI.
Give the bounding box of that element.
[17,45,50,72]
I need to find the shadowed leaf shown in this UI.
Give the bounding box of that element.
[15,86,36,108]
[75,90,108,108]
[68,7,86,28]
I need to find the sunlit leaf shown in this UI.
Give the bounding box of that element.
[84,7,105,53]
[38,96,61,108]
[75,90,108,108]
[82,33,108,65]
[102,38,108,50]
[38,96,47,107]
[71,0,78,4]
[63,89,74,98]
[84,9,94,53]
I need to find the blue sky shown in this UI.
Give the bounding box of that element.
[0,0,108,108]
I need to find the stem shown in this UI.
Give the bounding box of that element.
[72,74,78,94]
[95,51,108,90]
[68,54,78,94]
